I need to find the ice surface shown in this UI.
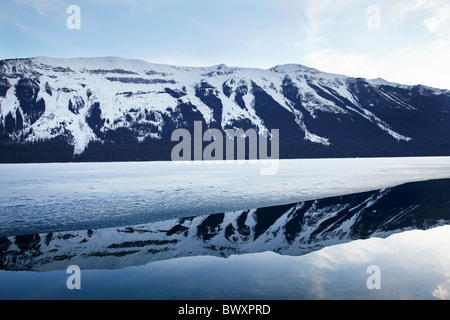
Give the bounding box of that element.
[1,157,450,237]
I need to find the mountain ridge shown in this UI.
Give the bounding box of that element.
[1,56,450,162]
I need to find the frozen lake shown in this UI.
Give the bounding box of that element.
[1,158,450,301]
[1,157,450,237]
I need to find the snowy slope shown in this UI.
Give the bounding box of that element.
[1,57,450,160]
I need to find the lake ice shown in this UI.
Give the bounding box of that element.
[1,157,450,237]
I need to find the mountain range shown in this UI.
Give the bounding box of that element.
[1,56,450,162]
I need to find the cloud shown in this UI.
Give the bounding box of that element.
[423,5,450,36]
[303,0,353,46]
[433,273,450,300]
[13,0,67,15]
[413,0,450,37]
[306,49,375,77]
[306,40,450,90]
[391,0,450,36]
[89,0,159,15]
[301,0,450,89]
[390,0,435,18]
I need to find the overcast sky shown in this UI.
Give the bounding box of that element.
[0,0,449,89]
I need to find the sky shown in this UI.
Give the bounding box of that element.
[0,0,449,89]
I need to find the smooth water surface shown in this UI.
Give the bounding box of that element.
[1,225,449,300]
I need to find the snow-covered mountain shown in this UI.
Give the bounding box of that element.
[1,56,450,161]
[2,178,449,271]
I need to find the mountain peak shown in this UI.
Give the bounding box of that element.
[269,63,320,74]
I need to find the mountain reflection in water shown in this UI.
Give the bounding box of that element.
[1,179,450,272]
